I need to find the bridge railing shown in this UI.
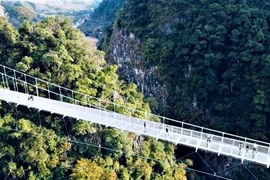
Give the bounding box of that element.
[0,64,270,159]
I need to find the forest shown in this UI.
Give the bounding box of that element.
[2,0,270,179]
[0,17,190,179]
[107,0,270,179]
[116,0,270,145]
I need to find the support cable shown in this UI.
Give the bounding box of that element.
[215,163,243,175]
[28,108,40,121]
[62,117,70,140]
[243,165,259,180]
[186,167,232,180]
[196,151,216,174]
[15,105,18,130]
[0,95,264,180]
[6,102,20,130]
[1,102,255,180]
[38,111,42,135]
[0,126,235,180]
[176,151,197,162]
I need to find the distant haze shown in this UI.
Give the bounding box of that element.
[0,0,102,27]
[3,0,102,11]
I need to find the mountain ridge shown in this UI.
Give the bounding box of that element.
[0,0,102,27]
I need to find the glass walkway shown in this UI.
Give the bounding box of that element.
[0,64,269,168]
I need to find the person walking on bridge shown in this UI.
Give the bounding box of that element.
[239,142,243,155]
[245,144,249,155]
[207,134,211,143]
[207,134,211,148]
[253,143,258,153]
[28,95,34,101]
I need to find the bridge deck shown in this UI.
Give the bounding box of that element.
[0,88,269,167]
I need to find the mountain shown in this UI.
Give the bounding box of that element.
[79,0,126,42]
[108,0,270,140]
[104,0,270,179]
[0,0,102,27]
[17,0,101,12]
[0,15,190,179]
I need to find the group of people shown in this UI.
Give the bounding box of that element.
[143,123,259,158]
[144,122,169,134]
[28,95,34,101]
[239,142,258,154]
[206,134,258,158]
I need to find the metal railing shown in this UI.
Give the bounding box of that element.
[0,64,270,167]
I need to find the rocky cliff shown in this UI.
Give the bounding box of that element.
[105,0,270,179]
[107,28,167,112]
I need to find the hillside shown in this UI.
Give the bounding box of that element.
[0,17,189,179]
[79,0,126,42]
[0,0,101,27]
[104,0,270,179]
[111,0,270,141]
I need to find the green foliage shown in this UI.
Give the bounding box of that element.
[72,121,96,136]
[0,115,71,179]
[0,17,19,62]
[15,5,37,21]
[70,158,104,180]
[0,16,189,179]
[115,0,270,178]
[118,0,270,138]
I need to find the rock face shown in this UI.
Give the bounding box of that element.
[107,28,167,111]
[0,3,6,17]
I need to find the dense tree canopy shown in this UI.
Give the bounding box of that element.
[0,17,188,179]
[117,0,270,139]
[114,0,270,179]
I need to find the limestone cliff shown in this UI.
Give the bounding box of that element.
[107,28,167,112]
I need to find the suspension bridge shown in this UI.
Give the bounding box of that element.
[0,64,269,168]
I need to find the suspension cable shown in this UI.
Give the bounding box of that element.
[243,165,259,180]
[28,108,40,122]
[0,126,237,180]
[186,167,232,180]
[216,163,243,175]
[62,117,70,140]
[0,100,262,179]
[38,111,42,135]
[176,151,196,161]
[15,104,18,130]
[196,151,216,174]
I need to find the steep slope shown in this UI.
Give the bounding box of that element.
[106,28,167,113]
[105,0,270,179]
[109,0,270,139]
[79,0,126,41]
